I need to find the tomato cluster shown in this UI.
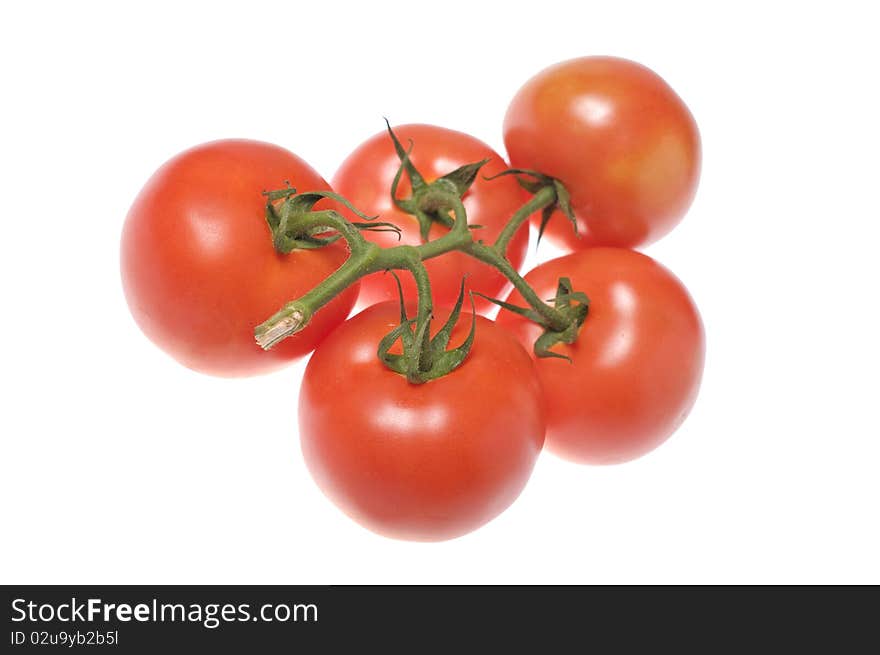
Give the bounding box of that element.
[121,56,704,541]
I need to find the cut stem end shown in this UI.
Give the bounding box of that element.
[255,309,305,350]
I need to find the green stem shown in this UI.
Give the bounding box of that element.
[413,193,471,259]
[255,189,572,349]
[384,249,434,375]
[464,241,569,332]
[255,209,375,349]
[443,193,569,332]
[493,185,556,254]
[255,210,448,351]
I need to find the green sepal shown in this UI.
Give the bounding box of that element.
[431,278,468,351]
[384,119,485,243]
[352,221,403,239]
[532,277,590,359]
[377,320,416,375]
[420,311,475,381]
[411,159,489,239]
[471,291,546,326]
[544,179,577,243]
[262,186,379,254]
[483,167,552,190]
[280,190,378,221]
[389,134,420,216]
[433,159,490,198]
[415,209,442,242]
[265,201,282,231]
[377,271,416,375]
[377,274,478,383]
[385,118,426,193]
[287,233,343,249]
[477,278,590,361]
[418,283,476,382]
[550,290,590,305]
[262,182,298,203]
[484,168,578,244]
[533,330,575,361]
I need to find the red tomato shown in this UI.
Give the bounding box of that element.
[496,248,704,464]
[121,139,358,377]
[299,302,545,541]
[332,124,529,313]
[504,56,701,250]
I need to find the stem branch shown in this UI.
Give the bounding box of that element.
[464,241,569,331]
[493,185,556,254]
[256,185,574,350]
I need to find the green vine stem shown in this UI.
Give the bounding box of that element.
[493,184,556,254]
[254,132,588,380]
[254,187,568,343]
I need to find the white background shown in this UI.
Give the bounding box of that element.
[2,1,878,584]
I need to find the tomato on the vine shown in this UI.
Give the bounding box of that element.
[121,139,358,377]
[299,302,545,541]
[496,248,704,464]
[333,124,529,313]
[504,56,701,250]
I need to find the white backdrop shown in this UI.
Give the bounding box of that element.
[1,1,878,584]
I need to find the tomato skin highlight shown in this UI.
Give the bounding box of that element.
[299,302,545,541]
[496,248,704,464]
[121,139,358,377]
[332,124,529,314]
[504,56,701,250]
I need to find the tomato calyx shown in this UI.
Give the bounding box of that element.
[379,275,477,383]
[477,277,589,360]
[384,119,489,241]
[263,185,401,254]
[485,169,578,245]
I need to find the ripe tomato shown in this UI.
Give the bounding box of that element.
[504,56,701,250]
[332,124,529,313]
[121,139,358,377]
[496,248,704,464]
[299,302,545,541]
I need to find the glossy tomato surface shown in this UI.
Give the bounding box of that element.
[299,302,545,541]
[121,139,358,377]
[497,248,704,464]
[333,124,529,313]
[504,57,701,250]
